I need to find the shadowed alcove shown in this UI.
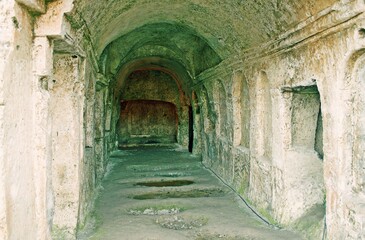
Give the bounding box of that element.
[117,70,180,146]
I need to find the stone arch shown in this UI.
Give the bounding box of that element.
[231,70,250,148]
[199,85,216,165]
[255,71,272,158]
[212,80,228,138]
[323,48,365,239]
[191,91,201,154]
[231,70,251,193]
[241,72,251,148]
[351,68,365,193]
[248,70,275,215]
[114,58,191,107]
[202,85,215,134]
[345,50,365,192]
[232,70,242,146]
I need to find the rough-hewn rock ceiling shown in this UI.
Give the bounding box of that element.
[67,0,337,91]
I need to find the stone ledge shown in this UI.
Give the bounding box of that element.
[16,0,45,13]
[194,57,243,88]
[243,0,365,61]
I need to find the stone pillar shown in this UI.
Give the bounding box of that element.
[177,106,189,148]
[192,94,202,155]
[249,71,273,211]
[330,50,365,239]
[270,89,290,221]
[0,1,42,239]
[232,71,242,147]
[32,36,53,240]
[50,54,85,239]
[94,87,106,183]
[0,1,14,237]
[32,1,79,238]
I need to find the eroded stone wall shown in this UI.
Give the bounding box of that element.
[50,54,84,238]
[0,1,43,238]
[245,20,365,239]
[195,2,365,239]
[0,1,116,239]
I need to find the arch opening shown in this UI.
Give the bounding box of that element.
[99,22,222,81]
[116,68,192,150]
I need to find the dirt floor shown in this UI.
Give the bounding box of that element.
[78,146,303,240]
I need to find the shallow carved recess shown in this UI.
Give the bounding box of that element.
[118,100,178,146]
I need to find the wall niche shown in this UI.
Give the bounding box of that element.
[289,85,323,158]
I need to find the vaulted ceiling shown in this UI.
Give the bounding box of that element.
[67,0,337,95]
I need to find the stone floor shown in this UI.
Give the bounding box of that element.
[79,146,302,240]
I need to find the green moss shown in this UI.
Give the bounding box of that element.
[76,211,101,239]
[51,226,73,240]
[237,181,249,196]
[242,197,281,227]
[292,204,326,240]
[256,207,280,227]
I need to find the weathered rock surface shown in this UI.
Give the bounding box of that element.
[0,0,365,239]
[78,147,302,240]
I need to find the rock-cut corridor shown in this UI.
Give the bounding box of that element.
[79,146,302,240]
[2,0,365,239]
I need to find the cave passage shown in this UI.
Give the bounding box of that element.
[5,1,362,239]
